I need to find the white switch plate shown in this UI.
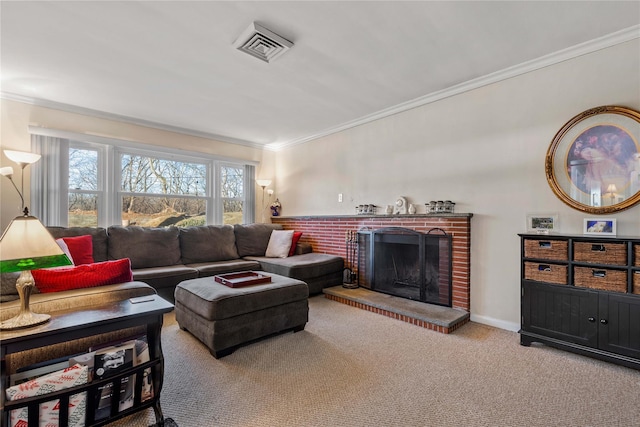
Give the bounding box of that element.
[338,193,343,203]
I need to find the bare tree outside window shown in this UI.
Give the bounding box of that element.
[68,148,99,227]
[121,154,208,227]
[64,143,249,228]
[221,166,244,225]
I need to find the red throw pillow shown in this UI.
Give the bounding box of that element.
[33,259,133,293]
[62,235,94,265]
[288,231,303,257]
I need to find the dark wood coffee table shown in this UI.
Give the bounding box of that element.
[1,295,174,427]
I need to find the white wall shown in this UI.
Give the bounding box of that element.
[275,40,640,330]
[0,100,276,231]
[1,40,638,331]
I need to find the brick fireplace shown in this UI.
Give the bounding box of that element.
[271,214,472,319]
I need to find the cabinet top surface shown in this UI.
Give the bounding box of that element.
[519,233,640,242]
[0,295,174,343]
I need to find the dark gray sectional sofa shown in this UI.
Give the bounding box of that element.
[0,222,342,370]
[44,223,344,302]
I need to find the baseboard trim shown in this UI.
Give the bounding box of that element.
[470,314,520,332]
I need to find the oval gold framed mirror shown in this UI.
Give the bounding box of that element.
[545,105,640,214]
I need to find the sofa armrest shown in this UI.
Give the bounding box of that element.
[0,281,156,321]
[295,243,313,255]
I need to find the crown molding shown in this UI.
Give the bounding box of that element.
[3,25,638,153]
[0,92,269,151]
[269,24,640,151]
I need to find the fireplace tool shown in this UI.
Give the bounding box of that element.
[342,230,358,288]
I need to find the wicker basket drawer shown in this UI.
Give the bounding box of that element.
[574,266,627,293]
[573,241,627,265]
[524,239,568,261]
[524,262,567,285]
[634,244,640,266]
[634,271,640,295]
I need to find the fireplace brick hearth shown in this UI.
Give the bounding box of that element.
[271,214,472,321]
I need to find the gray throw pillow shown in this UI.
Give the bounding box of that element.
[233,223,283,257]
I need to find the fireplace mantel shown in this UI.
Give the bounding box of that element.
[274,213,473,220]
[271,213,472,312]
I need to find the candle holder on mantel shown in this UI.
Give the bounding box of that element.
[426,200,455,213]
[355,204,377,215]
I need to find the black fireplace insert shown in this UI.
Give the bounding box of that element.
[357,227,452,307]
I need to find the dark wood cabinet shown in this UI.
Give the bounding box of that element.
[598,292,640,359]
[519,234,640,370]
[1,296,174,427]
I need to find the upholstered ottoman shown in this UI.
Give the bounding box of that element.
[174,273,309,358]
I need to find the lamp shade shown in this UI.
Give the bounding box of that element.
[4,150,41,166]
[0,215,72,273]
[0,166,14,177]
[256,179,272,188]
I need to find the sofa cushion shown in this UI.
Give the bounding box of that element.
[47,227,109,262]
[108,226,181,268]
[33,259,133,293]
[233,223,282,257]
[289,231,303,257]
[180,225,239,264]
[131,265,198,289]
[245,253,344,281]
[60,235,94,265]
[185,259,261,277]
[0,272,20,302]
[55,239,75,265]
[0,282,155,321]
[265,230,294,258]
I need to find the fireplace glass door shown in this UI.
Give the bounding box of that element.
[358,227,451,307]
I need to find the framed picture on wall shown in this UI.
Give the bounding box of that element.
[545,105,640,215]
[583,218,617,236]
[526,213,559,234]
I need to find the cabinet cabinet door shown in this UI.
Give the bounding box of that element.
[522,281,598,347]
[598,293,640,359]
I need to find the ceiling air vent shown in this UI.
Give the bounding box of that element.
[233,22,293,63]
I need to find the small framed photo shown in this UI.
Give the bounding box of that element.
[526,214,558,234]
[583,218,617,236]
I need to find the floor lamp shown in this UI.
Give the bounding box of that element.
[2,149,42,215]
[256,179,272,222]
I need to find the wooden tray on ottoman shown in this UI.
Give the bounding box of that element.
[214,271,272,288]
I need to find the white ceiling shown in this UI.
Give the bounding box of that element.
[1,1,639,150]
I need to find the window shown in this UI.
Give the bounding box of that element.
[220,165,244,225]
[120,152,209,227]
[68,147,100,227]
[31,130,256,227]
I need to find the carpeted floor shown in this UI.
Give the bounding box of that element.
[113,295,640,427]
[149,417,178,427]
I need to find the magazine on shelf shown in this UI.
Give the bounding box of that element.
[94,374,136,420]
[93,341,135,380]
[6,364,88,427]
[69,351,96,381]
[9,359,69,386]
[134,335,154,402]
